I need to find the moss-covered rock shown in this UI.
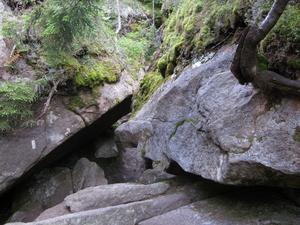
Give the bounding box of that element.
[74,61,119,88]
[133,71,164,114]
[156,0,242,77]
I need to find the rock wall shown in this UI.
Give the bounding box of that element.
[115,45,300,187]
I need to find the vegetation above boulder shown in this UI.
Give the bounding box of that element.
[132,0,299,115]
[155,0,299,78]
[231,0,300,95]
[0,0,160,131]
[0,0,299,130]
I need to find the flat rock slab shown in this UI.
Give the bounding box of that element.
[11,176,234,223]
[6,192,197,225]
[139,187,300,225]
[65,182,170,212]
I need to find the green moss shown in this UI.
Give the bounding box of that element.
[75,61,118,88]
[257,52,268,71]
[157,59,168,76]
[156,0,243,77]
[133,71,164,114]
[256,137,263,142]
[62,56,81,75]
[230,149,250,154]
[141,148,146,158]
[195,3,204,13]
[168,53,177,64]
[185,23,195,34]
[116,98,121,104]
[287,59,300,69]
[293,126,300,142]
[166,62,176,76]
[111,122,119,130]
[274,3,300,42]
[173,41,184,57]
[169,119,198,139]
[68,96,85,109]
[104,75,118,83]
[229,135,257,154]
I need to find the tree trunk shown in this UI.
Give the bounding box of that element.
[230,0,300,95]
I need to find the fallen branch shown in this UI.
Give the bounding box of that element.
[35,78,62,121]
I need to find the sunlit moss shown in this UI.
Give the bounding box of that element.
[132,71,164,114]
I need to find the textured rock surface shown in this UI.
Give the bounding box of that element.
[138,187,300,225]
[7,177,300,225]
[115,45,300,187]
[34,203,70,222]
[9,168,73,223]
[139,169,175,184]
[94,136,119,158]
[7,194,196,225]
[72,157,107,192]
[65,182,170,212]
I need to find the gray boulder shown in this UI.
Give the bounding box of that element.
[94,136,119,158]
[72,157,107,192]
[114,121,154,182]
[115,45,300,187]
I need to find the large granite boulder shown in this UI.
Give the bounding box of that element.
[115,45,300,187]
[0,71,134,197]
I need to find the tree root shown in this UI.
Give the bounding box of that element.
[230,0,300,95]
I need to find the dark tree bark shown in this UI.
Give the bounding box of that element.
[231,0,300,95]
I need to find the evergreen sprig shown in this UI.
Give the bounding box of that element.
[31,0,102,52]
[0,80,37,131]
